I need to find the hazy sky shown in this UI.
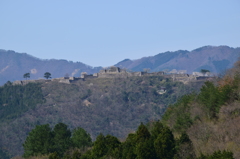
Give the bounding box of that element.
[1,1,240,67]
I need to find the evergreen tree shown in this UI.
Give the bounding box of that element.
[44,72,52,79]
[198,81,220,118]
[136,122,151,142]
[154,127,175,159]
[23,124,52,158]
[135,138,156,159]
[151,121,164,140]
[104,135,121,158]
[23,73,30,80]
[121,134,137,159]
[52,123,72,157]
[71,127,92,149]
[91,133,107,158]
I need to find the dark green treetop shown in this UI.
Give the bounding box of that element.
[22,124,52,158]
[136,122,151,142]
[154,127,175,159]
[44,72,52,79]
[71,127,92,149]
[52,123,72,157]
[23,73,30,80]
[91,133,107,158]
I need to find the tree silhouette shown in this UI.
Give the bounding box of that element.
[23,73,30,80]
[44,72,52,79]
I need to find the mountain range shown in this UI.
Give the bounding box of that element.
[0,45,240,85]
[116,45,240,73]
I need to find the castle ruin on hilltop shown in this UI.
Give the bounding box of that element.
[93,66,164,78]
[12,66,214,85]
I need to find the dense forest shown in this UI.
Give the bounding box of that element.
[19,122,234,159]
[0,74,204,158]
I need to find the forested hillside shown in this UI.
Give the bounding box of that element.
[19,122,234,159]
[161,59,240,158]
[12,59,240,159]
[0,75,204,158]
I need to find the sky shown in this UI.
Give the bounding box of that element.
[0,1,240,67]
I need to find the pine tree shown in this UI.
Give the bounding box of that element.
[154,127,175,159]
[151,121,164,140]
[23,124,52,158]
[92,133,107,158]
[136,122,151,142]
[71,127,92,149]
[121,134,137,159]
[105,135,121,158]
[52,123,72,157]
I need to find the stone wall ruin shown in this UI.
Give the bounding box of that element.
[12,66,214,85]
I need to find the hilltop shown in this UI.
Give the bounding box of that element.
[0,49,102,85]
[1,45,239,86]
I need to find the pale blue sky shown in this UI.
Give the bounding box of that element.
[0,0,240,67]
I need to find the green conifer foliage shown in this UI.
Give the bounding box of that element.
[22,124,52,158]
[91,133,107,158]
[154,127,175,159]
[135,138,156,159]
[134,123,156,159]
[198,81,222,118]
[71,127,92,149]
[104,135,121,157]
[136,123,151,142]
[151,121,164,140]
[52,123,72,157]
[121,134,137,159]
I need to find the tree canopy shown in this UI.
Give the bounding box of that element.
[72,127,92,149]
[23,73,30,80]
[44,72,52,79]
[23,124,52,158]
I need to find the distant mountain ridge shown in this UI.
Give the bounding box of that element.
[115,45,240,74]
[0,45,240,85]
[0,49,102,85]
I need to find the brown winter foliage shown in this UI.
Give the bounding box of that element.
[162,59,240,158]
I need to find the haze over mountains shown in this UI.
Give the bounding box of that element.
[0,45,240,85]
[116,46,240,73]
